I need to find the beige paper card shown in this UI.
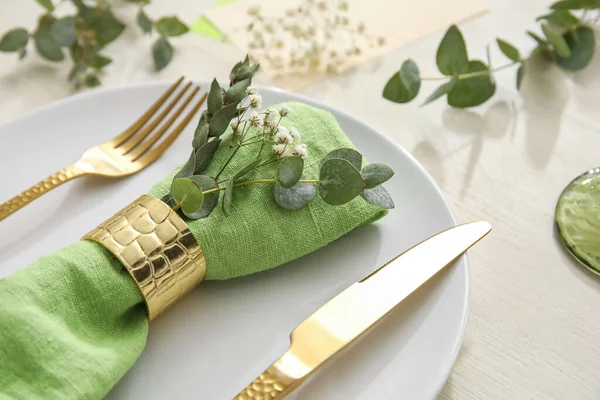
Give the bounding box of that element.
[205,0,487,90]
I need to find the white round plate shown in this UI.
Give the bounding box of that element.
[0,82,467,400]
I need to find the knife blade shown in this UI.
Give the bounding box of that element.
[232,221,491,400]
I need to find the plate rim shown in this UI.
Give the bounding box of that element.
[1,80,469,399]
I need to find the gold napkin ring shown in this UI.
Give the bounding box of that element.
[82,194,206,321]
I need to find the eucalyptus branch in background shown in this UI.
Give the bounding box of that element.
[383,0,598,108]
[0,0,189,88]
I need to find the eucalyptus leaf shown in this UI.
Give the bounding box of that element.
[223,179,233,216]
[88,54,112,68]
[421,78,457,106]
[84,75,100,88]
[156,16,189,37]
[361,185,395,209]
[556,26,595,71]
[232,159,260,181]
[536,10,580,27]
[229,56,253,83]
[35,16,64,61]
[320,148,362,171]
[542,24,572,58]
[186,175,218,219]
[229,59,244,81]
[172,177,204,217]
[224,78,251,104]
[273,178,316,210]
[52,17,76,47]
[194,139,221,175]
[527,30,548,46]
[174,150,196,179]
[137,10,153,34]
[0,28,29,52]
[361,163,394,189]
[231,63,259,84]
[516,64,525,90]
[207,79,223,116]
[36,0,54,11]
[496,38,521,62]
[209,103,238,137]
[436,25,469,76]
[89,9,125,48]
[551,0,600,10]
[278,156,304,188]
[152,38,173,71]
[319,158,365,205]
[192,112,209,149]
[72,0,92,20]
[447,61,496,108]
[18,48,26,60]
[382,59,421,103]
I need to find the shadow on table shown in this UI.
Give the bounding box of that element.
[520,52,569,171]
[439,100,514,198]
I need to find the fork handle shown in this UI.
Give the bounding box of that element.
[0,164,86,222]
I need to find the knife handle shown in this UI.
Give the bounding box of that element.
[233,357,300,400]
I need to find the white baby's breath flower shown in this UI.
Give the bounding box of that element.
[248,112,263,129]
[248,94,262,109]
[288,126,301,144]
[272,144,286,155]
[274,127,293,144]
[246,86,258,95]
[248,5,261,16]
[263,108,280,129]
[282,148,295,158]
[280,105,292,117]
[293,143,308,158]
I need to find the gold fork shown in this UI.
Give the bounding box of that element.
[0,77,207,222]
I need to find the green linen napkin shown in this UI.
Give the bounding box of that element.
[0,102,386,399]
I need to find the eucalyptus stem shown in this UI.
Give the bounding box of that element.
[420,61,519,81]
[214,122,252,180]
[257,140,266,159]
[202,178,320,195]
[172,203,182,211]
[242,137,263,146]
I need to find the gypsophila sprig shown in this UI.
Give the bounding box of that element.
[164,56,395,219]
[383,2,597,108]
[245,1,385,78]
[0,0,190,88]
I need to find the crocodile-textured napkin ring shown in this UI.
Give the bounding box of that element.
[83,194,206,320]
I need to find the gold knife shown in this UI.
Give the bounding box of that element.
[233,221,491,400]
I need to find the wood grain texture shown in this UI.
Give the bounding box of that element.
[1,0,599,398]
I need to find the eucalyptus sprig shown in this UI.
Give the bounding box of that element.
[165,57,395,220]
[0,0,189,88]
[383,0,598,108]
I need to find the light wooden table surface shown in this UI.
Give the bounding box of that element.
[1,0,599,398]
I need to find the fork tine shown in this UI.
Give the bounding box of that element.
[119,81,194,154]
[134,92,208,164]
[111,76,185,146]
[127,85,201,159]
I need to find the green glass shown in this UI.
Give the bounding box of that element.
[555,168,600,274]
